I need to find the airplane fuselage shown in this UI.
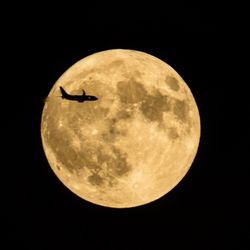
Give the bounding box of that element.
[62,95,98,103]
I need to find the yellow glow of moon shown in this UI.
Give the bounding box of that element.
[41,49,200,208]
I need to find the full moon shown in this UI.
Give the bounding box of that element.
[41,49,200,208]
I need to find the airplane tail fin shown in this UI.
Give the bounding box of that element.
[60,86,68,98]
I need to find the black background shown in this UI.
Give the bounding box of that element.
[5,5,249,249]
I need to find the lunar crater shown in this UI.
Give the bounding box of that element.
[84,144,132,189]
[166,75,180,91]
[173,99,189,123]
[140,92,171,123]
[117,78,147,104]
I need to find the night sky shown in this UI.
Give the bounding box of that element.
[5,5,248,249]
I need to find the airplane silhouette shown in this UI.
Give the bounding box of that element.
[59,86,98,103]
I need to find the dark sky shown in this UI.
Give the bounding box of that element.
[5,5,248,249]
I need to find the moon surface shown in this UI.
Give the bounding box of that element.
[41,49,200,208]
